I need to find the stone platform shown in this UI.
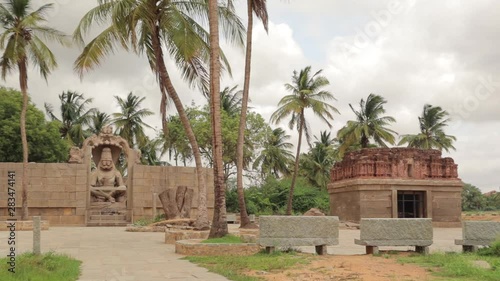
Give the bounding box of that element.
[0,220,49,231]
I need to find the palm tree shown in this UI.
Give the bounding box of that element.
[112,92,153,148]
[398,104,456,152]
[300,131,338,189]
[0,0,68,219]
[74,0,244,231]
[45,91,96,146]
[337,93,397,155]
[208,0,227,238]
[236,0,268,228]
[270,66,339,215]
[140,135,166,166]
[220,85,242,116]
[88,110,111,135]
[252,127,294,179]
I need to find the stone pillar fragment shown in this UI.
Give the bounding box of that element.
[33,216,41,255]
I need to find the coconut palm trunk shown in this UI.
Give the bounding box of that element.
[151,22,210,230]
[208,0,227,238]
[235,0,255,228]
[286,113,304,215]
[18,58,29,220]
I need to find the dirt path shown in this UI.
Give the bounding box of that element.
[247,253,432,281]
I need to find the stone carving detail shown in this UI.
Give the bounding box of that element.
[90,147,126,202]
[330,148,459,182]
[81,126,135,203]
[134,149,142,164]
[68,147,83,164]
[159,186,193,220]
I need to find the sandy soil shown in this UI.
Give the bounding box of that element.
[246,252,432,281]
[462,213,500,222]
[243,213,500,281]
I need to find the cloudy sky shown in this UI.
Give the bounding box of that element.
[3,0,499,192]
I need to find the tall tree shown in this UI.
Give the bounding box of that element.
[112,92,154,148]
[398,104,456,152]
[208,0,227,238]
[163,115,192,166]
[140,134,167,166]
[89,110,111,135]
[270,66,339,215]
[74,0,244,231]
[0,0,68,219]
[0,87,69,163]
[237,0,268,228]
[337,93,397,155]
[252,127,294,179]
[299,131,339,189]
[45,91,96,147]
[220,85,242,116]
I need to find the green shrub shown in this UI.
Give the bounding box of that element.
[133,218,153,226]
[478,237,500,257]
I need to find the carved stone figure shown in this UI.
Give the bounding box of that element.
[90,147,126,202]
[68,146,83,164]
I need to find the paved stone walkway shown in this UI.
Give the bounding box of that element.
[0,226,464,280]
[0,227,229,281]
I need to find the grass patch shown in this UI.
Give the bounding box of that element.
[0,252,81,281]
[132,213,166,226]
[201,234,244,244]
[185,251,310,281]
[398,252,500,281]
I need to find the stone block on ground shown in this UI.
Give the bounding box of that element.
[358,218,432,245]
[461,221,500,244]
[258,216,339,247]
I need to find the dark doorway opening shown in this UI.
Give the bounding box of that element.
[397,191,425,218]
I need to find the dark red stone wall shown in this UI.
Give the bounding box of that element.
[330,148,458,182]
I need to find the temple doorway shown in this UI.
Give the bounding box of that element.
[397,191,426,218]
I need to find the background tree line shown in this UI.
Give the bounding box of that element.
[462,183,500,212]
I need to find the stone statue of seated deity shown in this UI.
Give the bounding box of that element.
[90,147,126,203]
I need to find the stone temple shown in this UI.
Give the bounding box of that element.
[328,148,462,227]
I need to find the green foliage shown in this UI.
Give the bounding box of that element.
[132,218,153,226]
[337,93,397,154]
[45,91,96,147]
[398,252,500,281]
[299,131,340,189]
[185,251,309,281]
[132,213,165,226]
[462,183,487,211]
[398,104,456,152]
[0,252,81,281]
[252,127,294,180]
[185,102,270,180]
[478,237,500,257]
[226,176,330,215]
[202,234,243,244]
[0,87,69,163]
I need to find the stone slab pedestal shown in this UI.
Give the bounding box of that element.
[0,220,49,231]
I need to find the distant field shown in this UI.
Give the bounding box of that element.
[462,211,500,222]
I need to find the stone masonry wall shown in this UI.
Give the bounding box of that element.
[131,165,215,221]
[0,163,87,225]
[0,162,214,225]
